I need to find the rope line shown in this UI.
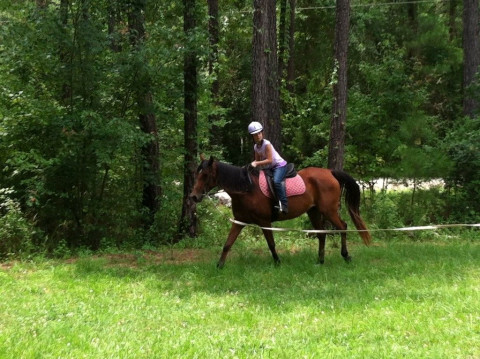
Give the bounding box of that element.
[234,0,447,14]
[229,218,480,234]
[297,0,447,11]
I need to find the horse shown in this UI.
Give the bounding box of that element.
[190,155,371,268]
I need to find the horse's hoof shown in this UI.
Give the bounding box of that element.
[317,259,325,265]
[216,261,225,269]
[344,256,352,263]
[274,259,281,267]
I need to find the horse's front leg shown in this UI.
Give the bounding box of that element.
[262,228,281,265]
[217,222,245,269]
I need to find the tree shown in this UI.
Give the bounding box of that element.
[127,0,162,227]
[215,1,253,165]
[0,0,477,254]
[463,0,480,117]
[278,0,296,96]
[107,0,121,52]
[59,0,71,103]
[179,0,198,238]
[278,0,287,81]
[449,0,460,40]
[252,0,281,151]
[207,0,222,151]
[328,0,350,170]
[286,0,296,92]
[35,0,49,9]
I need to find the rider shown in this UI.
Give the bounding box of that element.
[248,121,289,214]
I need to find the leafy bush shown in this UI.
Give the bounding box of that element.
[0,189,36,258]
[192,197,233,248]
[443,117,480,219]
[366,192,404,230]
[361,185,473,242]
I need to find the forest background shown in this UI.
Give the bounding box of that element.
[1,0,479,257]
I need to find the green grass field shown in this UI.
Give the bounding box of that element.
[1,234,479,358]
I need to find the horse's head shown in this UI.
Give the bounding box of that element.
[190,155,218,203]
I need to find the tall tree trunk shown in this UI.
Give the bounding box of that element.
[107,0,121,52]
[278,0,287,82]
[127,0,161,227]
[180,0,198,238]
[328,0,350,170]
[59,0,72,104]
[207,0,221,149]
[208,0,219,95]
[407,2,419,59]
[407,2,417,28]
[286,0,296,93]
[463,0,480,117]
[35,0,48,8]
[449,0,459,40]
[252,0,281,151]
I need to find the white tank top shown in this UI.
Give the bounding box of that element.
[254,139,287,169]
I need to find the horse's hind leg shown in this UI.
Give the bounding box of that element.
[326,211,351,262]
[262,228,281,265]
[307,208,327,264]
[217,222,244,269]
[340,222,351,262]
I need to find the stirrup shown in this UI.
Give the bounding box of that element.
[275,201,289,214]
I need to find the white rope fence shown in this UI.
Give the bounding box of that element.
[230,218,480,234]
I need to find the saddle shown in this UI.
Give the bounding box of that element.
[262,163,298,179]
[259,163,306,200]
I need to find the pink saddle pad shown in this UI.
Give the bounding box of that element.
[259,171,306,199]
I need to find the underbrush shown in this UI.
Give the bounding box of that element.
[187,192,480,257]
[1,187,479,260]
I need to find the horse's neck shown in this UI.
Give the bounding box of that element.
[216,162,252,194]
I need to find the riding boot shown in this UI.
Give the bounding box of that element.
[280,181,288,214]
[274,181,288,214]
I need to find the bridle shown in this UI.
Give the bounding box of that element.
[193,168,216,200]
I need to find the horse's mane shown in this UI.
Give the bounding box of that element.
[216,162,253,193]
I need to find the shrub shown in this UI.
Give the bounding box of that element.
[0,189,36,258]
[366,192,404,230]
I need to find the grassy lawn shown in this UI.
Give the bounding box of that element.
[1,235,479,358]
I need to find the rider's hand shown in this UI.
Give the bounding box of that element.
[251,161,257,168]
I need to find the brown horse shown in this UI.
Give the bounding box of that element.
[190,156,371,268]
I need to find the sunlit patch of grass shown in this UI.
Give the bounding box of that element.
[0,237,479,358]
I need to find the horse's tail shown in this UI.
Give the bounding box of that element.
[331,170,371,246]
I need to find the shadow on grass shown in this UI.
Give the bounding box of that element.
[70,241,480,311]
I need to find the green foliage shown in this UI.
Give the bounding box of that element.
[283,89,332,168]
[442,116,480,220]
[0,188,36,259]
[347,5,456,181]
[0,2,156,252]
[366,192,405,230]
[396,188,449,225]
[444,117,480,183]
[215,2,253,165]
[0,0,477,257]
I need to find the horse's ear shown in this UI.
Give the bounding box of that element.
[208,156,214,167]
[200,153,206,161]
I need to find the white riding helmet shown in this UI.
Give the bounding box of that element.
[248,121,263,135]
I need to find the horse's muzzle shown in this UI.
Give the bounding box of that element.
[189,192,203,203]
